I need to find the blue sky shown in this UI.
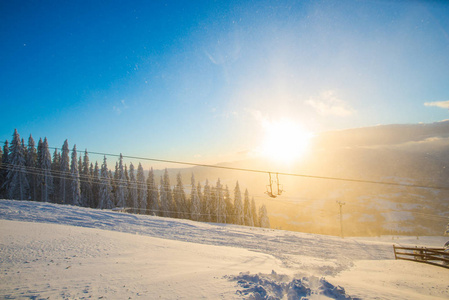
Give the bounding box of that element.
[1,0,449,165]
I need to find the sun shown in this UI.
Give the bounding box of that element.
[259,118,313,164]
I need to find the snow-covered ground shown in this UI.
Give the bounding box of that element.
[1,199,448,299]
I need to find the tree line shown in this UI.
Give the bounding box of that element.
[0,129,270,228]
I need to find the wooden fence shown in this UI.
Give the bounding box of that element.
[393,245,449,269]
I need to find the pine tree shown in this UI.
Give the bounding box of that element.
[36,138,43,202]
[112,161,119,205]
[3,129,29,200]
[38,138,53,202]
[159,176,169,217]
[2,140,10,168]
[2,140,9,166]
[115,154,126,208]
[91,161,100,208]
[136,163,147,214]
[216,178,226,223]
[98,156,113,209]
[78,156,82,180]
[234,181,244,225]
[51,148,61,203]
[70,145,81,206]
[0,141,9,198]
[202,180,212,222]
[124,164,130,208]
[25,135,37,201]
[60,140,70,204]
[243,189,253,226]
[124,164,129,182]
[190,174,201,221]
[146,167,159,215]
[160,169,173,217]
[80,150,92,207]
[210,186,217,222]
[174,172,186,219]
[128,163,138,213]
[89,162,94,178]
[251,197,259,227]
[197,181,203,218]
[224,185,233,224]
[259,204,270,228]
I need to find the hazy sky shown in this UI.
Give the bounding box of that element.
[1,0,449,165]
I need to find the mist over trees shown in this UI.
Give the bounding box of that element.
[0,129,270,228]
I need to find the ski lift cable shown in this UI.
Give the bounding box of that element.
[71,149,449,191]
[2,141,449,191]
[3,164,448,221]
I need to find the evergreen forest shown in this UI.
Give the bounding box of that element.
[0,129,270,228]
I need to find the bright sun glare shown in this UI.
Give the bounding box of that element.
[259,119,313,164]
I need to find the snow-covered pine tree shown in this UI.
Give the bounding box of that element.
[80,150,93,207]
[70,145,81,206]
[50,148,61,203]
[59,140,70,204]
[91,161,100,208]
[146,167,159,215]
[89,162,94,178]
[3,129,29,200]
[115,154,126,208]
[78,155,83,180]
[210,185,217,222]
[124,164,129,182]
[35,138,43,202]
[216,178,226,223]
[259,204,270,228]
[38,138,53,202]
[128,163,138,213]
[160,169,174,217]
[25,135,37,201]
[98,156,113,209]
[173,172,186,219]
[251,197,259,227]
[136,163,147,214]
[2,140,9,166]
[243,189,253,226]
[0,141,10,197]
[234,181,244,225]
[197,181,203,220]
[190,174,201,221]
[202,180,212,222]
[224,185,233,224]
[112,161,119,204]
[124,164,130,207]
[2,140,9,169]
[159,175,169,217]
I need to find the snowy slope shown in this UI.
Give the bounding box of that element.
[1,199,448,299]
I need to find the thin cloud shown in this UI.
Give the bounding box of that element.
[112,106,122,115]
[113,99,129,115]
[424,100,449,109]
[204,50,218,65]
[305,91,355,117]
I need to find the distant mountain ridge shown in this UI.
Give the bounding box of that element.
[164,121,449,236]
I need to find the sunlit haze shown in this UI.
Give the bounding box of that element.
[259,118,313,164]
[1,0,448,166]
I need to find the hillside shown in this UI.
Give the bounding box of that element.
[163,121,449,236]
[1,200,448,299]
